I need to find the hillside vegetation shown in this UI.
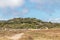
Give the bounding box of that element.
[0,18,60,29]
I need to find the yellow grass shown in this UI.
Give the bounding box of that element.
[0,29,60,40]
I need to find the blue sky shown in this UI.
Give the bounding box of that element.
[0,0,60,22]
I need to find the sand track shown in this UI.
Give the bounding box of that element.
[6,33,24,40]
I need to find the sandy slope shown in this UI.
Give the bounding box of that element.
[6,33,24,40]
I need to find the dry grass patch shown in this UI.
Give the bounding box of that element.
[0,29,60,40]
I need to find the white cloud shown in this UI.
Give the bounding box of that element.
[0,0,25,7]
[0,0,29,20]
[48,18,60,23]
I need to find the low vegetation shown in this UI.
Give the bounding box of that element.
[0,18,60,29]
[0,18,60,40]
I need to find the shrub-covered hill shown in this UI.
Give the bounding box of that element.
[0,18,60,29]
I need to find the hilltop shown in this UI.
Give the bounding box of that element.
[0,18,60,29]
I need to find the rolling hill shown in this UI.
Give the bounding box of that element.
[0,18,60,29]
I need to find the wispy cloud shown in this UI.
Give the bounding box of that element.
[0,0,29,19]
[30,0,60,13]
[49,18,60,23]
[12,8,29,17]
[0,7,29,19]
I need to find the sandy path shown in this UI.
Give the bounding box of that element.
[6,33,24,40]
